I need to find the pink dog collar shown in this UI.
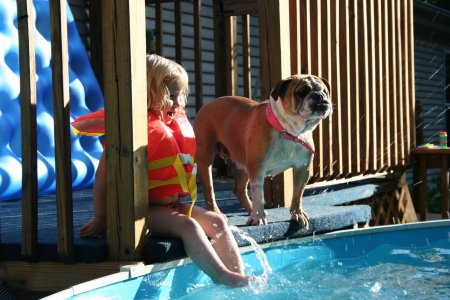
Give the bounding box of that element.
[265,102,315,154]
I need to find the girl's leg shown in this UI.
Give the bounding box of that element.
[178,204,245,275]
[147,206,249,287]
[79,151,107,238]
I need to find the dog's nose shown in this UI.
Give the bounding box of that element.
[309,92,331,114]
[310,91,327,101]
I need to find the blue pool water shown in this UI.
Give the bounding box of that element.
[66,222,450,300]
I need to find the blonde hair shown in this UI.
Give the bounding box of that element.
[146,54,189,111]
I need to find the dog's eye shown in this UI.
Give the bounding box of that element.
[296,90,309,98]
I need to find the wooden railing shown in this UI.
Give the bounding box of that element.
[15,0,415,263]
[211,0,415,207]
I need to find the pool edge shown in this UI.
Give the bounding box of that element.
[41,219,450,300]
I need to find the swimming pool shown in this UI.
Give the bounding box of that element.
[46,220,450,299]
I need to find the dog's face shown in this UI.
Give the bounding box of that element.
[271,75,333,134]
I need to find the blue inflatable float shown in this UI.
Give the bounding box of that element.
[0,0,104,200]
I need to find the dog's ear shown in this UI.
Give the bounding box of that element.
[270,79,292,101]
[270,79,284,101]
[318,76,331,98]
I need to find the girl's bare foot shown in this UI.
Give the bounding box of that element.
[213,272,254,287]
[79,216,106,238]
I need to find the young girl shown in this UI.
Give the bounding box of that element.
[72,54,251,287]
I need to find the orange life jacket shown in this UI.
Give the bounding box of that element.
[71,110,198,216]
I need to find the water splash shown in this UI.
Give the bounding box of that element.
[230,225,273,277]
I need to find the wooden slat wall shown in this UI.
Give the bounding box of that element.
[290,0,415,182]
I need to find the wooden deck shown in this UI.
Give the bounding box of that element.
[1,180,376,263]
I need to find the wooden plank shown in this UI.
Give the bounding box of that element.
[418,152,427,220]
[242,14,251,99]
[400,0,410,161]
[0,261,127,293]
[222,0,258,15]
[338,0,352,177]
[258,0,292,208]
[395,0,404,167]
[358,0,370,173]
[310,0,323,182]
[330,0,343,179]
[320,0,333,179]
[155,3,163,55]
[348,0,361,175]
[374,0,385,172]
[299,0,309,75]
[49,0,74,263]
[406,0,416,151]
[88,0,103,91]
[174,1,183,62]
[309,0,319,75]
[388,0,398,167]
[366,0,377,173]
[225,16,238,95]
[194,0,203,111]
[289,0,300,75]
[381,0,391,169]
[441,154,449,219]
[17,0,38,262]
[101,0,148,261]
[213,1,228,98]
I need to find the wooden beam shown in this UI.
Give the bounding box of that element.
[289,0,300,75]
[49,0,74,264]
[258,0,292,208]
[357,1,371,172]
[366,0,377,173]
[194,0,204,111]
[225,15,238,95]
[338,0,352,177]
[381,0,391,170]
[17,0,38,262]
[242,14,251,99]
[320,0,333,179]
[0,261,127,293]
[222,0,258,15]
[102,0,148,261]
[387,0,397,167]
[310,0,324,182]
[155,3,163,55]
[174,1,183,62]
[374,0,385,172]
[406,0,416,152]
[89,0,104,92]
[213,0,228,98]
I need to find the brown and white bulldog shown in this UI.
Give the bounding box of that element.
[193,75,332,227]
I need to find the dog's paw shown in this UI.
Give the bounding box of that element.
[291,210,309,229]
[246,214,268,226]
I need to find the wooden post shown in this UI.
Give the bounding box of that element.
[242,14,251,99]
[213,0,227,98]
[258,0,292,208]
[102,0,148,261]
[88,0,103,92]
[225,16,238,95]
[50,0,74,263]
[17,0,38,262]
[194,0,204,111]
